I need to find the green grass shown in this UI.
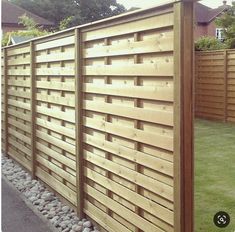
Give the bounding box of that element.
[195,119,235,232]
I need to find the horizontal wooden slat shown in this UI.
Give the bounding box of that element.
[8,69,30,76]
[36,81,75,91]
[84,62,173,76]
[7,46,30,56]
[8,108,31,121]
[8,137,31,156]
[36,51,74,63]
[36,106,75,123]
[36,94,75,107]
[8,89,31,99]
[83,33,173,58]
[84,150,173,201]
[35,36,75,51]
[8,58,30,66]
[84,83,173,101]
[84,116,173,151]
[84,100,173,126]
[82,13,173,41]
[36,67,75,76]
[36,118,75,138]
[8,79,30,87]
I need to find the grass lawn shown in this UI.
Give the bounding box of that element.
[195,119,235,232]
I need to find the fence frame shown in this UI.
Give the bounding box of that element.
[2,1,195,231]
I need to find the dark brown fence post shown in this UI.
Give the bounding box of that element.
[3,48,9,157]
[30,41,36,178]
[75,28,84,218]
[224,49,228,122]
[174,1,194,232]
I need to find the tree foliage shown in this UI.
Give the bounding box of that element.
[2,14,49,46]
[195,36,227,51]
[10,0,126,29]
[215,2,235,48]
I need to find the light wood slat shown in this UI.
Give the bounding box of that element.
[36,94,75,107]
[84,150,173,201]
[84,62,173,77]
[84,200,131,232]
[35,36,75,51]
[36,106,75,123]
[8,137,31,156]
[8,128,31,144]
[8,109,31,121]
[36,51,74,63]
[85,167,174,225]
[84,83,173,101]
[37,155,76,186]
[84,133,173,177]
[8,118,31,133]
[8,89,31,99]
[82,13,173,41]
[84,184,165,232]
[83,34,173,58]
[8,79,30,87]
[8,99,30,111]
[36,81,75,91]
[36,142,76,170]
[7,46,30,56]
[36,130,75,154]
[36,166,76,205]
[84,100,173,126]
[8,147,31,171]
[8,58,30,66]
[8,69,31,76]
[36,118,75,138]
[84,117,173,151]
[35,67,75,76]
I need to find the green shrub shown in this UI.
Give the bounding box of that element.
[195,36,227,51]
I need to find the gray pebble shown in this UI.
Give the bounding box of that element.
[72,225,82,232]
[82,228,91,232]
[83,221,92,228]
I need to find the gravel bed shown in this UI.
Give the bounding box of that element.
[2,155,99,232]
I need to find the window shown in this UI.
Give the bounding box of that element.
[216,28,224,41]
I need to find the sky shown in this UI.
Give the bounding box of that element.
[117,0,233,9]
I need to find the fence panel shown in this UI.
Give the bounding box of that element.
[195,49,235,122]
[6,43,32,170]
[227,50,235,122]
[81,6,175,232]
[33,32,77,205]
[1,1,194,231]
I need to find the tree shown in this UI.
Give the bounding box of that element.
[215,2,235,48]
[195,36,226,51]
[10,0,126,29]
[2,14,49,46]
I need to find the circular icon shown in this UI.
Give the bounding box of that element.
[213,211,230,228]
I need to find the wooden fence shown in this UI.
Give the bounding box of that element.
[1,1,194,231]
[195,49,235,122]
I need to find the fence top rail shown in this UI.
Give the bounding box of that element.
[2,0,197,49]
[195,48,235,54]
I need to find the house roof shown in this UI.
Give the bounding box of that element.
[195,2,230,24]
[2,1,54,26]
